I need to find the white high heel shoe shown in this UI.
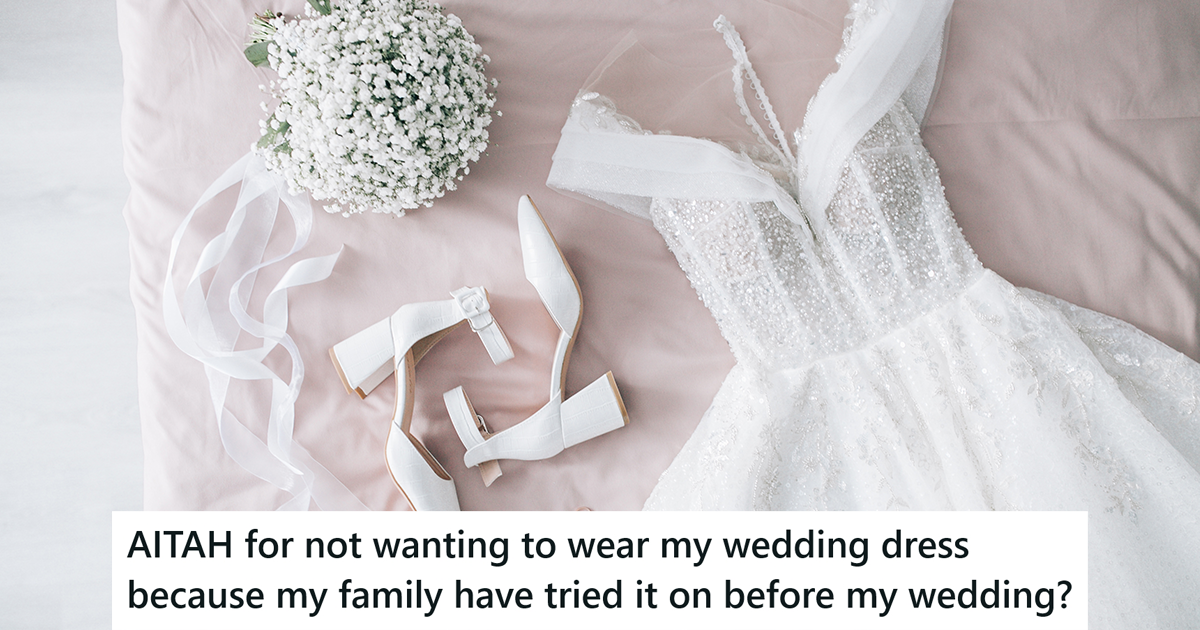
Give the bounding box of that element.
[333,287,513,510]
[444,195,629,481]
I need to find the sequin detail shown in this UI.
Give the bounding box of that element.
[648,105,981,371]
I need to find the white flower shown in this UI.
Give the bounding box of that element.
[255,0,496,217]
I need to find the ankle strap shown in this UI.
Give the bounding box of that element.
[443,385,503,486]
[451,287,514,365]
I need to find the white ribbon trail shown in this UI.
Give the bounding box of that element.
[163,152,367,511]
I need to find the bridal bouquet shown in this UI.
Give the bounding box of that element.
[247,0,496,216]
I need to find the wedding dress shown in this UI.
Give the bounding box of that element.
[547,0,1200,626]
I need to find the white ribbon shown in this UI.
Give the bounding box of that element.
[163,151,367,511]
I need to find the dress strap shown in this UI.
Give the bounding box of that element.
[797,0,953,216]
[714,16,797,177]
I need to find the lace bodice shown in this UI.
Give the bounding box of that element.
[646,103,980,370]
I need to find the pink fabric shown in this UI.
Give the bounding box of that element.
[925,0,1200,359]
[118,0,1200,510]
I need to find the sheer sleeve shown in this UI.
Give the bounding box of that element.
[548,93,803,222]
[798,0,953,216]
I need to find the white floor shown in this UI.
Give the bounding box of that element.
[0,1,142,628]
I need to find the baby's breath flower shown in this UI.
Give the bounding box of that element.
[254,0,495,217]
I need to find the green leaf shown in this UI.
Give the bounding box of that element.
[244,41,270,67]
[306,0,332,15]
[257,120,291,150]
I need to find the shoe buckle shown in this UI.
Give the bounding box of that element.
[474,413,492,438]
[452,286,494,332]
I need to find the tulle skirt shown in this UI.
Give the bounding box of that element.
[645,270,1200,628]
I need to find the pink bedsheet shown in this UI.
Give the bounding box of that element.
[118,0,1200,510]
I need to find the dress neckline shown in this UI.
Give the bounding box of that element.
[552,1,953,229]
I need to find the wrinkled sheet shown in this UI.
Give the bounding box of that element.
[118,0,1200,510]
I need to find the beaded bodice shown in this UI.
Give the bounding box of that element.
[642,103,982,370]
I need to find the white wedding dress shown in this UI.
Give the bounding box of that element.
[548,0,1200,626]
